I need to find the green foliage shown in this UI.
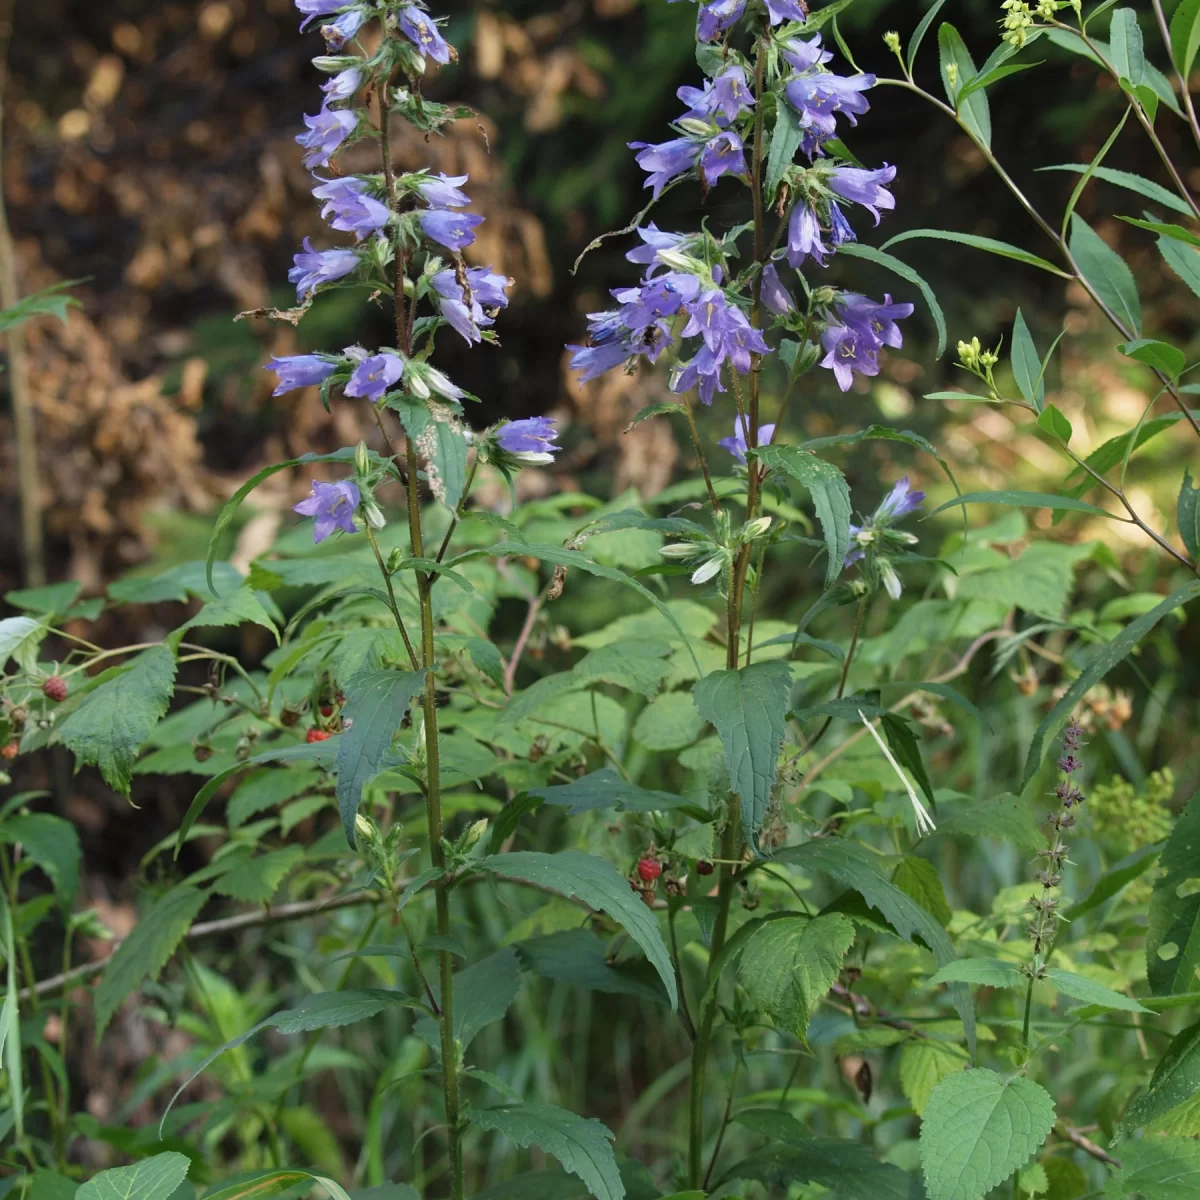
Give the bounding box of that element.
[1147,792,1200,995]
[74,1153,190,1200]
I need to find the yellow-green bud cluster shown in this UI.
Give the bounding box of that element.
[1000,0,1068,48]
[883,31,901,54]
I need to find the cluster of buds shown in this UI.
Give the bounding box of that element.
[956,335,1002,397]
[1050,683,1133,733]
[844,476,924,600]
[659,478,774,588]
[1000,0,1077,48]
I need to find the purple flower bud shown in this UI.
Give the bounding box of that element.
[420,209,484,251]
[265,354,336,396]
[699,131,746,186]
[312,176,392,240]
[296,105,357,169]
[289,237,359,300]
[296,0,346,31]
[496,416,560,459]
[828,200,856,246]
[787,204,829,268]
[760,262,794,315]
[294,479,360,542]
[345,351,405,402]
[719,416,776,462]
[696,0,746,42]
[320,9,365,48]
[398,5,452,64]
[875,476,924,521]
[828,163,897,225]
[416,172,471,208]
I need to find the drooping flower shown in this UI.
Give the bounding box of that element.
[431,266,510,343]
[629,137,699,199]
[289,238,360,300]
[719,415,776,461]
[266,354,337,396]
[615,272,701,333]
[296,105,357,169]
[874,475,925,522]
[839,292,913,351]
[496,416,560,463]
[784,71,874,140]
[820,321,879,391]
[678,66,754,126]
[420,209,484,251]
[415,172,471,208]
[321,65,362,100]
[626,224,691,267]
[781,35,833,73]
[828,200,856,246]
[345,351,405,402]
[398,5,452,64]
[312,177,392,240]
[828,163,896,224]
[699,131,746,186]
[320,9,365,48]
[696,0,746,42]
[681,289,769,374]
[296,0,345,31]
[294,479,360,542]
[786,204,829,268]
[760,262,794,315]
[819,291,913,391]
[764,0,809,24]
[567,308,673,384]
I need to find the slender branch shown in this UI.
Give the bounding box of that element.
[1057,1123,1121,1169]
[702,1056,741,1191]
[434,452,480,563]
[503,586,545,697]
[683,396,722,515]
[1150,0,1200,156]
[365,523,421,668]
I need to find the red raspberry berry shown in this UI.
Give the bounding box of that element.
[42,676,68,703]
[636,857,662,883]
[696,860,715,876]
[306,728,332,743]
[320,703,334,717]
[0,741,18,761]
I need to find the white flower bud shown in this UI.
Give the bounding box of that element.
[657,248,702,273]
[691,555,725,585]
[744,516,772,540]
[354,440,371,477]
[512,451,555,465]
[364,499,386,529]
[660,542,698,559]
[881,561,903,601]
[408,372,431,400]
[677,117,714,137]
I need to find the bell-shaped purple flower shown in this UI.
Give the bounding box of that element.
[420,209,484,251]
[764,0,809,23]
[416,172,471,208]
[296,0,345,31]
[321,65,362,100]
[719,416,776,461]
[785,72,874,139]
[431,266,510,343]
[398,5,452,64]
[626,223,690,267]
[345,351,405,402]
[496,416,560,459]
[289,238,360,300]
[820,322,879,391]
[296,105,357,169]
[828,200,856,246]
[696,0,746,42]
[669,344,727,405]
[875,476,925,522]
[786,204,829,268]
[839,292,914,350]
[679,66,754,127]
[782,35,833,73]
[320,10,365,48]
[828,163,896,224]
[568,309,672,384]
[294,479,360,542]
[681,290,769,374]
[760,262,794,314]
[312,176,392,240]
[266,354,336,396]
[699,131,746,186]
[616,272,701,333]
[630,137,699,199]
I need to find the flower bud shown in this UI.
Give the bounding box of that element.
[883,31,901,53]
[660,542,698,560]
[311,55,358,73]
[363,499,386,529]
[743,516,772,540]
[656,248,702,273]
[691,555,725,585]
[880,560,902,601]
[407,372,431,400]
[677,117,714,137]
[354,440,371,477]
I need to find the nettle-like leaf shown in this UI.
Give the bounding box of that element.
[75,1151,190,1200]
[738,913,855,1036]
[1126,1018,1200,1131]
[57,645,177,795]
[0,615,46,672]
[0,812,81,909]
[920,1070,1055,1200]
[692,660,791,851]
[415,949,522,1055]
[471,1103,624,1200]
[202,1170,355,1200]
[94,884,208,1036]
[477,851,677,1009]
[530,769,690,816]
[1105,1136,1200,1200]
[1147,791,1200,995]
[900,1039,968,1117]
[170,585,280,645]
[516,929,669,1005]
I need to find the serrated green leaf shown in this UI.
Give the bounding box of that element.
[1035,402,1074,443]
[1171,0,1200,78]
[920,1070,1055,1200]
[692,660,791,851]
[901,1039,968,1117]
[633,690,707,751]
[516,929,669,1005]
[1011,309,1043,408]
[928,793,1042,852]
[0,616,45,671]
[1069,213,1142,335]
[94,885,207,1036]
[4,580,81,615]
[425,417,469,510]
[227,766,321,828]
[212,846,305,904]
[57,646,177,795]
[0,813,81,908]
[1178,470,1200,559]
[1024,581,1200,787]
[836,243,947,358]
[739,913,855,1036]
[336,669,426,845]
[908,0,949,73]
[1120,215,1200,250]
[75,1151,190,1200]
[530,769,689,815]
[1105,1136,1200,1200]
[478,851,676,1008]
[938,23,990,146]
[883,230,1071,278]
[930,958,1023,989]
[0,282,81,335]
[172,586,279,644]
[1148,792,1200,995]
[571,638,672,699]
[1044,967,1149,1012]
[1159,232,1200,300]
[472,1104,624,1200]
[1126,1018,1200,1130]
[892,856,951,926]
[1044,28,1181,115]
[415,948,521,1053]
[1121,337,1187,378]
[752,446,850,585]
[766,103,804,200]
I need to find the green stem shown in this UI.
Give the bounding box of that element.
[365,523,421,669]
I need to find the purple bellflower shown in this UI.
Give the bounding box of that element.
[496,416,560,461]
[345,351,405,402]
[719,416,777,462]
[839,292,913,351]
[321,65,362,100]
[760,262,794,315]
[431,267,511,343]
[312,177,391,240]
[420,209,484,251]
[696,0,746,42]
[290,238,359,300]
[875,476,925,522]
[398,5,452,63]
[782,35,833,73]
[786,204,829,268]
[266,354,336,396]
[294,479,360,543]
[700,132,747,186]
[320,10,365,48]
[828,163,896,223]
[626,224,690,268]
[630,137,699,199]
[416,172,471,208]
[820,321,880,391]
[764,0,809,23]
[296,105,357,169]
[568,308,673,383]
[678,66,754,126]
[296,0,345,30]
[785,72,874,140]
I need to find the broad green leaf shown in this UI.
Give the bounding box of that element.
[1010,309,1043,408]
[882,229,1071,278]
[1179,470,1200,559]
[929,490,1114,519]
[901,1039,968,1117]
[0,813,80,908]
[892,856,951,925]
[414,949,522,1053]
[766,104,804,200]
[0,616,45,671]
[1159,232,1200,300]
[1109,8,1144,87]
[776,838,976,1053]
[1125,1018,1200,1130]
[94,884,207,1035]
[57,646,177,795]
[1044,968,1149,1011]
[1148,791,1200,995]
[908,0,949,73]
[336,669,427,845]
[738,913,855,1036]
[201,1171,353,1200]
[928,793,1042,852]
[0,281,80,334]
[516,929,668,1005]
[836,243,947,358]
[692,661,791,850]
[632,691,706,751]
[724,1110,911,1200]
[424,417,469,509]
[930,958,1022,989]
[212,846,305,904]
[227,766,321,827]
[472,1104,623,1200]
[4,580,80,615]
[1035,402,1073,443]
[1038,164,1194,216]
[1171,0,1200,78]
[110,560,244,605]
[571,638,672,699]
[171,586,279,644]
[1121,337,1187,378]
[1069,213,1142,335]
[75,1152,190,1200]
[752,446,850,585]
[920,1070,1055,1200]
[28,1172,76,1200]
[478,851,676,1009]
[1024,580,1200,787]
[530,769,690,815]
[938,23,990,146]
[1105,1136,1200,1200]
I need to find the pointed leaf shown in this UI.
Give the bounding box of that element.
[1038,163,1194,216]
[938,23,991,146]
[1105,1137,1200,1200]
[1011,309,1043,407]
[0,813,81,909]
[930,958,1022,989]
[530,768,690,815]
[75,1152,190,1200]
[414,949,522,1053]
[1126,1018,1200,1130]
[1171,0,1200,78]
[1121,337,1187,378]
[1044,968,1149,1011]
[1179,470,1200,559]
[929,490,1115,519]
[907,0,949,73]
[1069,213,1142,335]
[883,229,1071,278]
[1159,232,1200,300]
[1109,8,1145,87]
[901,1040,968,1117]
[200,1171,353,1200]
